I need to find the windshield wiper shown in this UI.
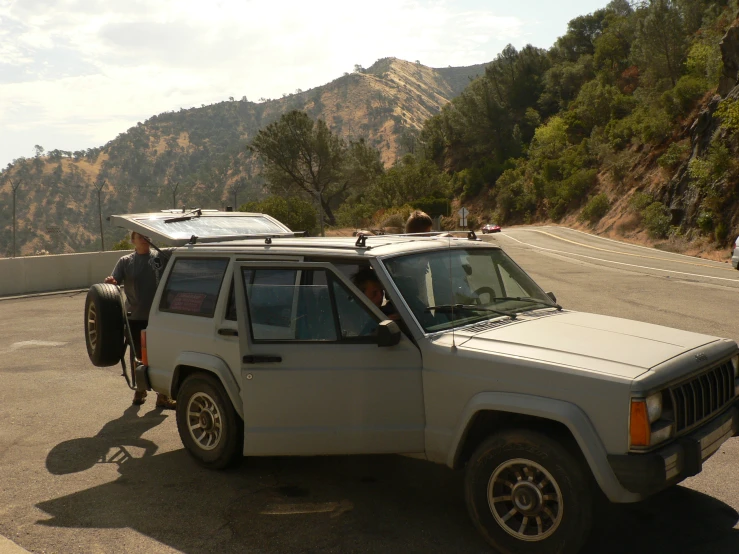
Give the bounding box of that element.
[425,304,516,320]
[164,208,202,223]
[494,296,562,310]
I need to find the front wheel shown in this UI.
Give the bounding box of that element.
[176,373,243,469]
[464,429,593,554]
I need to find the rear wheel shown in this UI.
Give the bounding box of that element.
[176,373,243,469]
[464,429,593,554]
[84,283,124,367]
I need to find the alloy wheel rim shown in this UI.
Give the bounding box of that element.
[487,458,563,542]
[186,392,223,451]
[86,303,98,349]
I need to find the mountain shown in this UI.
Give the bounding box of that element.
[0,58,486,256]
[415,2,739,260]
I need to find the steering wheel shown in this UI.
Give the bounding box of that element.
[473,286,497,304]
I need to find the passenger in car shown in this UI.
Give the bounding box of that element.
[352,267,399,321]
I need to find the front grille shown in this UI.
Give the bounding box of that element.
[671,360,735,433]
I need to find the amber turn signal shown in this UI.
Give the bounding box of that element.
[629,400,651,447]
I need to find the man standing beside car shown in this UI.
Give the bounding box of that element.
[105,232,176,409]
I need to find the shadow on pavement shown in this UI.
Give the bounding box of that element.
[38,412,739,553]
[45,404,166,475]
[584,486,739,554]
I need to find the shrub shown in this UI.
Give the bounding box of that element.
[374,204,415,229]
[696,211,714,233]
[561,168,597,204]
[580,193,610,223]
[381,213,406,229]
[662,76,709,118]
[715,98,739,134]
[688,141,732,188]
[715,220,729,244]
[335,202,375,229]
[414,197,450,217]
[657,141,690,170]
[609,150,635,184]
[643,202,671,239]
[112,237,132,250]
[686,40,722,88]
[629,192,653,212]
[241,195,317,235]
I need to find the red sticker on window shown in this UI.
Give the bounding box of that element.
[169,292,207,313]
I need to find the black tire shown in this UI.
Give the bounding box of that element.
[464,429,593,554]
[84,283,124,367]
[176,373,243,469]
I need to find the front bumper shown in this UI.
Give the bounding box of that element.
[608,404,739,497]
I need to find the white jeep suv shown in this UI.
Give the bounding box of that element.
[84,210,739,554]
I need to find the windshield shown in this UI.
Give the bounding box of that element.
[383,248,556,333]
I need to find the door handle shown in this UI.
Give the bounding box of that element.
[218,328,238,337]
[243,355,282,364]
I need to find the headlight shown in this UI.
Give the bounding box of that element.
[646,392,662,423]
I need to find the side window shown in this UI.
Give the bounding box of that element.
[160,258,228,317]
[241,267,377,342]
[331,278,378,338]
[248,269,299,335]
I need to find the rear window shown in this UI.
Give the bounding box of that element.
[160,258,229,317]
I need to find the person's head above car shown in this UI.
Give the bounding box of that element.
[131,231,151,255]
[405,210,433,235]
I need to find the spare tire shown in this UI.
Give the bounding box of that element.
[84,283,124,367]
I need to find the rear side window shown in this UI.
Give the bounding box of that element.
[160,258,229,317]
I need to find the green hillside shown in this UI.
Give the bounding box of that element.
[0,58,484,256]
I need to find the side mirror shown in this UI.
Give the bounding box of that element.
[547,291,557,303]
[377,320,401,347]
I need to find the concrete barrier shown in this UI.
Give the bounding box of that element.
[0,251,133,297]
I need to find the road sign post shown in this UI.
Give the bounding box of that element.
[458,207,468,229]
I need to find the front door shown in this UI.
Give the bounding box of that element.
[234,261,425,456]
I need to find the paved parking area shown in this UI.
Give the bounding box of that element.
[2,230,739,553]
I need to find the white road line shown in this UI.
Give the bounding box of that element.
[500,233,739,283]
[558,227,731,262]
[510,225,732,265]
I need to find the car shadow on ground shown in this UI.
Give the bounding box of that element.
[38,412,739,553]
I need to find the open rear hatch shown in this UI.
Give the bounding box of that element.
[108,209,295,246]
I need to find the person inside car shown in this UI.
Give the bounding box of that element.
[352,267,399,321]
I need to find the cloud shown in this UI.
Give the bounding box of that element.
[0,0,529,167]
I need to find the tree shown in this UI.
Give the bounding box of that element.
[229,176,249,209]
[550,9,609,62]
[241,195,317,235]
[631,0,687,86]
[370,155,451,209]
[249,110,349,232]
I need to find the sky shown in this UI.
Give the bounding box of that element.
[0,0,612,169]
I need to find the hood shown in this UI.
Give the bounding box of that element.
[456,311,719,379]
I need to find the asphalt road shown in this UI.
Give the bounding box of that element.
[1,226,739,554]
